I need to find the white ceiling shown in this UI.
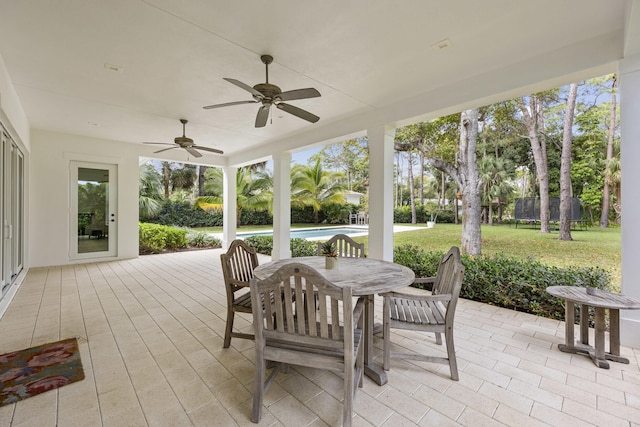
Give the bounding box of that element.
[0,0,634,164]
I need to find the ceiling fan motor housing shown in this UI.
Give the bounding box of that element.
[175,136,194,146]
[253,83,281,101]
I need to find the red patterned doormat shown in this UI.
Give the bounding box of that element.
[0,338,84,406]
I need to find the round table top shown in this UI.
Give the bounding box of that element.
[547,286,640,310]
[254,256,415,296]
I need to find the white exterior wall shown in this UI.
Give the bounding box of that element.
[619,52,640,348]
[29,129,140,267]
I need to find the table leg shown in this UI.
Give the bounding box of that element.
[363,294,387,386]
[591,307,610,369]
[580,304,590,345]
[605,308,630,364]
[558,300,575,353]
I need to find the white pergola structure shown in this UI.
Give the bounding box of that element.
[0,1,639,348]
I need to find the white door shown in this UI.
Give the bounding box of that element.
[70,162,118,259]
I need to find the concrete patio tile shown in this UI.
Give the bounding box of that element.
[417,409,460,427]
[267,394,319,426]
[492,404,549,427]
[529,402,592,427]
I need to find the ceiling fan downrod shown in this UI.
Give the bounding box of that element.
[261,54,273,84]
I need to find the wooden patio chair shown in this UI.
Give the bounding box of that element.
[250,263,365,426]
[220,239,260,348]
[381,246,465,380]
[317,234,365,258]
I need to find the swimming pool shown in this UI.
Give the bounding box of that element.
[237,226,368,240]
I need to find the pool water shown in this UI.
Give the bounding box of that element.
[237,226,367,240]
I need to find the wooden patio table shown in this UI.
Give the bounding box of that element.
[254,256,415,385]
[546,285,640,369]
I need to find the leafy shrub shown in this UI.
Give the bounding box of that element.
[139,222,188,254]
[393,246,612,321]
[244,235,273,254]
[148,200,223,227]
[291,206,322,224]
[322,203,352,224]
[240,209,272,226]
[290,238,318,256]
[244,235,317,257]
[393,245,441,278]
[186,230,221,248]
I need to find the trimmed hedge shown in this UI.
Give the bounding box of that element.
[149,201,223,227]
[393,244,612,321]
[244,235,317,257]
[139,222,189,254]
[140,223,221,254]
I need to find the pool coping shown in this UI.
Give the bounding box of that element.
[212,224,424,241]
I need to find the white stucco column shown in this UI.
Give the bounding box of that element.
[222,165,237,250]
[272,151,291,260]
[619,52,640,348]
[367,125,396,261]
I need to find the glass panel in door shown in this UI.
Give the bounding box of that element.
[71,162,117,259]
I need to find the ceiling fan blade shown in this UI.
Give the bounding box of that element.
[143,142,174,146]
[276,102,320,123]
[185,147,203,158]
[193,145,224,155]
[203,100,258,110]
[224,78,264,99]
[255,105,270,128]
[276,88,321,102]
[154,146,179,154]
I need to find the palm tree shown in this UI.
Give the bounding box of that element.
[479,155,514,225]
[204,166,273,223]
[291,158,346,224]
[138,163,163,220]
[170,164,197,193]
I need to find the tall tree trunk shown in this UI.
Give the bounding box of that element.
[198,165,207,196]
[454,192,459,224]
[419,152,424,205]
[440,171,446,209]
[488,203,493,226]
[162,161,171,198]
[430,109,482,255]
[408,151,416,224]
[600,76,617,228]
[519,96,550,233]
[459,110,482,255]
[559,83,578,241]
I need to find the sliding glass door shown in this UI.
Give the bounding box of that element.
[1,128,24,301]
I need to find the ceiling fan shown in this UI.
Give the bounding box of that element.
[203,54,321,128]
[143,119,223,158]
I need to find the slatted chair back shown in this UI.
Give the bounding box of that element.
[250,263,364,426]
[219,239,260,347]
[317,234,365,258]
[431,246,464,321]
[221,239,259,290]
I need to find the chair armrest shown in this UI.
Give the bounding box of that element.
[412,276,435,291]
